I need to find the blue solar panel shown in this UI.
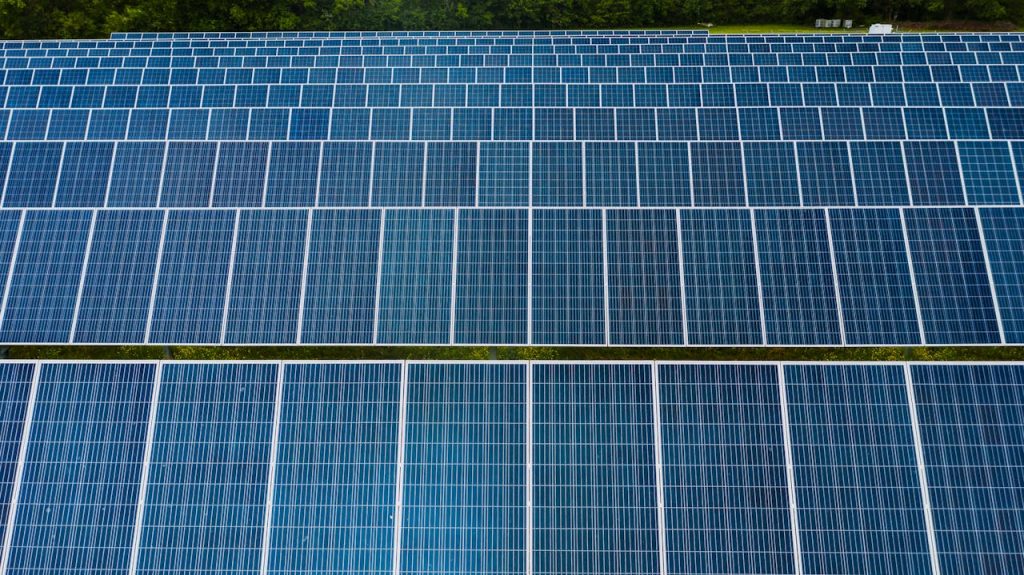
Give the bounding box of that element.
[586,143,637,207]
[478,142,528,207]
[903,208,1001,344]
[373,142,424,207]
[605,209,683,345]
[301,209,380,344]
[978,207,1024,343]
[533,142,583,207]
[147,210,234,344]
[213,142,269,207]
[755,209,841,345]
[403,363,525,574]
[4,142,60,208]
[376,209,454,344]
[270,362,400,575]
[958,141,1020,206]
[911,364,1024,575]
[73,210,163,343]
[54,142,113,208]
[659,363,794,574]
[321,142,371,207]
[797,142,856,206]
[530,209,605,345]
[905,142,965,206]
[828,208,921,345]
[138,363,276,575]
[454,209,528,344]
[637,143,689,207]
[533,363,659,575]
[745,142,800,206]
[266,142,319,207]
[425,142,475,207]
[677,209,763,345]
[849,141,911,206]
[691,142,744,207]
[224,209,307,344]
[0,363,32,546]
[108,142,164,207]
[160,142,215,207]
[0,210,91,343]
[785,364,934,574]
[8,363,154,575]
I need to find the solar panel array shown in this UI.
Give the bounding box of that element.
[2,29,1024,345]
[0,360,1019,574]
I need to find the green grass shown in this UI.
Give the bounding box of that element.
[7,345,1024,362]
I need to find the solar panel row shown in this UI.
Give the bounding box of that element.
[0,140,1020,207]
[0,360,1019,575]
[0,206,1016,346]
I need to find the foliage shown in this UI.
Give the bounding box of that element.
[0,0,1019,39]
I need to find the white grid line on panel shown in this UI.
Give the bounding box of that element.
[0,361,39,575]
[653,102,661,140]
[793,141,804,207]
[527,208,533,346]
[823,210,847,346]
[391,362,410,575]
[490,108,495,142]
[750,210,769,346]
[634,142,641,207]
[260,143,272,208]
[372,210,386,344]
[207,143,221,208]
[776,364,804,575]
[286,110,294,143]
[68,210,97,344]
[899,208,929,345]
[48,143,66,209]
[103,142,118,208]
[902,364,944,575]
[954,142,970,206]
[259,363,285,575]
[675,209,688,345]
[449,207,459,345]
[0,212,25,332]
[127,361,162,575]
[420,143,428,207]
[983,107,993,139]
[0,143,14,208]
[846,141,859,207]
[295,209,313,344]
[219,209,241,344]
[204,107,212,140]
[525,361,533,575]
[474,141,481,207]
[1007,141,1024,206]
[905,141,921,207]
[83,109,94,144]
[367,143,377,207]
[602,208,610,345]
[581,143,588,207]
[651,363,669,575]
[314,142,324,208]
[975,207,1007,344]
[143,211,169,344]
[155,141,170,208]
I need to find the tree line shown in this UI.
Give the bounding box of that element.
[0,0,1020,41]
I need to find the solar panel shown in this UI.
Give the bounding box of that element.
[1,359,1018,572]
[0,29,1022,346]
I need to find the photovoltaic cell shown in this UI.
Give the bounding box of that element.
[605,209,683,345]
[659,363,794,575]
[225,209,307,344]
[911,364,1024,575]
[849,142,911,206]
[320,142,371,207]
[138,363,276,575]
[266,142,319,207]
[979,208,1024,343]
[160,142,216,207]
[530,209,605,345]
[213,142,268,207]
[4,142,61,208]
[148,209,234,343]
[8,363,154,575]
[301,209,380,344]
[691,142,744,207]
[755,209,841,345]
[373,142,424,207]
[958,142,1020,206]
[108,142,163,207]
[454,209,528,344]
[828,208,921,345]
[478,142,528,207]
[54,142,113,208]
[269,363,400,575]
[637,143,690,207]
[797,142,856,206]
[744,142,799,207]
[377,209,454,344]
[533,142,583,207]
[74,209,163,343]
[785,364,933,575]
[402,363,525,575]
[0,210,91,343]
[586,142,637,207]
[903,208,1000,344]
[677,209,763,345]
[533,363,659,575]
